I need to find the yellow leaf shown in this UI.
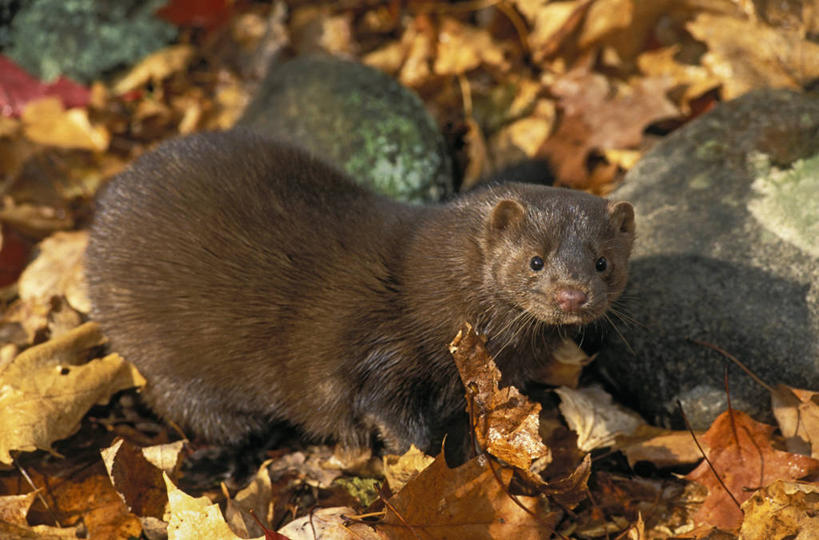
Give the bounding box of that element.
[22,97,110,151]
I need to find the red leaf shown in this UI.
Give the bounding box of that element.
[0,56,89,118]
[156,0,232,31]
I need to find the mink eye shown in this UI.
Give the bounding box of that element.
[530,256,544,271]
[595,257,608,272]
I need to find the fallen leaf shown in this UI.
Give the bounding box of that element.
[449,322,551,474]
[513,0,591,62]
[17,230,90,314]
[163,473,261,540]
[278,506,384,540]
[290,7,356,57]
[226,458,275,538]
[577,0,634,49]
[771,384,819,459]
[685,410,819,531]
[739,480,819,539]
[101,438,170,520]
[397,15,436,88]
[529,336,592,388]
[0,322,145,464]
[24,460,142,539]
[687,13,819,100]
[637,45,721,112]
[0,55,89,118]
[555,385,644,452]
[434,17,509,75]
[112,45,195,95]
[0,491,37,525]
[617,425,705,468]
[543,65,678,187]
[542,453,592,509]
[21,98,109,151]
[383,453,560,539]
[382,444,435,493]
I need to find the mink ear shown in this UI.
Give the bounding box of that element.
[609,201,635,235]
[489,199,526,231]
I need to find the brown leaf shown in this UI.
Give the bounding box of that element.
[739,480,819,539]
[617,425,705,469]
[449,323,551,473]
[637,45,721,112]
[542,65,678,187]
[383,452,560,539]
[100,438,170,520]
[542,453,591,509]
[0,491,37,526]
[771,384,819,459]
[685,410,819,531]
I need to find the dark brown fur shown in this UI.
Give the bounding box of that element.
[86,130,635,453]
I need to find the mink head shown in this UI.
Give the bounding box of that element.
[479,185,635,326]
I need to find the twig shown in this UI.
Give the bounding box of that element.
[677,400,742,510]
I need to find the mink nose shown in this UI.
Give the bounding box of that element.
[556,288,588,313]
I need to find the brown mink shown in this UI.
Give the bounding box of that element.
[86,129,635,453]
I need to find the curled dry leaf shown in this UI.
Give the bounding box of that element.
[685,409,819,532]
[0,322,145,464]
[18,230,90,314]
[225,458,275,539]
[383,452,560,540]
[112,45,195,96]
[383,444,435,493]
[397,15,436,88]
[21,97,109,152]
[739,480,819,539]
[637,45,720,111]
[434,17,509,76]
[513,0,592,61]
[0,490,82,538]
[449,322,551,473]
[278,506,383,540]
[771,384,819,459]
[555,385,644,453]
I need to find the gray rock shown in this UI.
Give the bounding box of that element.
[238,55,453,203]
[596,89,819,429]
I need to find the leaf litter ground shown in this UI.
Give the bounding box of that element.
[1,0,819,538]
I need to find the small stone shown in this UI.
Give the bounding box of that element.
[238,55,453,203]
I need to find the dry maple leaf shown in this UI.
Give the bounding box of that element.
[739,480,819,539]
[542,64,678,187]
[687,13,819,100]
[383,452,560,539]
[449,322,551,473]
[0,322,145,464]
[685,409,819,532]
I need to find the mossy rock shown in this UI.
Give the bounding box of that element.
[239,55,453,203]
